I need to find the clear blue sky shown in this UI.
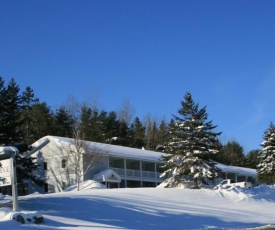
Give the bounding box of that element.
[1,0,275,153]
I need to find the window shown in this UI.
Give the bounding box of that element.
[43,162,48,170]
[62,181,67,190]
[61,159,66,168]
[44,183,48,193]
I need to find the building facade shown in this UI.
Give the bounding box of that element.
[27,136,258,194]
[29,136,164,193]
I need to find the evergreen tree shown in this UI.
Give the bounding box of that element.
[146,121,158,150]
[156,119,169,151]
[0,77,6,142]
[130,117,146,148]
[54,106,75,137]
[161,92,221,189]
[79,105,93,140]
[104,111,120,143]
[1,78,23,144]
[13,144,45,195]
[25,102,55,142]
[116,120,131,146]
[245,149,261,169]
[257,122,275,184]
[21,86,39,143]
[213,141,245,166]
[79,106,107,142]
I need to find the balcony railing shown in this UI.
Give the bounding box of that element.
[110,167,162,180]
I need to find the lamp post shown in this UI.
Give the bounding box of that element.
[0,146,19,211]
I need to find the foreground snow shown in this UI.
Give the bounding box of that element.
[0,185,275,229]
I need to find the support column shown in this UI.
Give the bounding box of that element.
[140,161,143,187]
[155,163,157,187]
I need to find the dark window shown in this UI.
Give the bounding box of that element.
[44,183,48,193]
[43,162,48,170]
[62,159,66,168]
[62,181,67,190]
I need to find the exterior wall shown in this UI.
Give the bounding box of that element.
[29,137,258,194]
[32,139,164,193]
[31,139,83,194]
[109,156,164,188]
[206,171,258,187]
[83,155,109,181]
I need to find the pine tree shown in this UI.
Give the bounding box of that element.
[79,105,93,140]
[257,122,275,184]
[130,117,146,148]
[104,111,121,143]
[25,102,55,142]
[54,106,75,137]
[1,78,23,144]
[156,119,169,151]
[21,86,40,143]
[245,149,260,169]
[116,120,131,146]
[213,141,245,166]
[15,145,45,195]
[0,77,6,142]
[79,106,109,142]
[161,92,221,189]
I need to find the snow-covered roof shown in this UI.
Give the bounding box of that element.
[93,169,121,183]
[32,136,164,162]
[64,180,106,191]
[31,136,257,177]
[215,162,257,176]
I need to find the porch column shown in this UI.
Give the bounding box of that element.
[124,159,127,188]
[140,161,143,186]
[155,163,157,186]
[124,159,127,177]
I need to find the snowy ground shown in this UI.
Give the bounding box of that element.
[0,183,275,229]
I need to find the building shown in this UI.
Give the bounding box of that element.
[28,136,164,193]
[26,136,258,194]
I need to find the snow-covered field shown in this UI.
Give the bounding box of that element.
[1,183,275,229]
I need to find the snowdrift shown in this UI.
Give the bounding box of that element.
[64,180,107,191]
[0,184,275,229]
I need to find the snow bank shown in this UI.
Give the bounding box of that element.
[1,185,275,229]
[0,208,12,221]
[64,180,107,191]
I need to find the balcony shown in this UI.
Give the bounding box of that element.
[109,167,162,181]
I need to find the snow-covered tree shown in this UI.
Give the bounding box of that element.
[257,122,275,184]
[161,92,221,189]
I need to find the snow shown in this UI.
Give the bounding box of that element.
[215,162,257,177]
[64,180,107,191]
[1,185,275,229]
[32,136,164,162]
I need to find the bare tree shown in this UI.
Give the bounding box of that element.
[65,126,103,191]
[63,94,82,121]
[117,99,135,125]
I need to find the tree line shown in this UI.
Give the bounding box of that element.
[0,77,170,151]
[1,77,273,190]
[0,77,261,165]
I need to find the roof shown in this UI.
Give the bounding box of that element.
[32,136,257,176]
[93,169,121,183]
[216,162,257,176]
[32,136,164,162]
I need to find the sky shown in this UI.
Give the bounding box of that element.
[1,0,275,153]
[1,183,275,229]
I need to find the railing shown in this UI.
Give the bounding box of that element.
[110,167,162,180]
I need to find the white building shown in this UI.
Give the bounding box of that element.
[28,136,164,193]
[26,136,258,194]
